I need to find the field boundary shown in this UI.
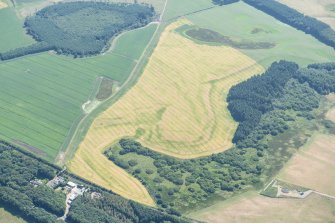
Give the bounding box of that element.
[55,0,169,166]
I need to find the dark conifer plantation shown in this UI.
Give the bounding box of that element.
[244,0,335,49]
[0,2,155,60]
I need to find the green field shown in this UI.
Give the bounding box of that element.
[0,208,26,223]
[0,20,157,161]
[326,4,335,12]
[177,24,275,49]
[1,0,335,220]
[184,1,335,67]
[0,8,34,52]
[260,180,278,198]
[15,0,43,5]
[1,0,335,165]
[111,23,157,60]
[162,0,214,21]
[109,0,166,14]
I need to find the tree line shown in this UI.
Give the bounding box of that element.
[227,61,335,149]
[244,0,335,49]
[212,0,239,5]
[0,141,192,223]
[227,60,299,144]
[68,193,190,223]
[0,2,155,61]
[0,42,53,61]
[105,61,335,211]
[0,142,64,223]
[105,138,263,210]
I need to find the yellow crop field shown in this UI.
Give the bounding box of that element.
[69,20,263,205]
[68,145,156,206]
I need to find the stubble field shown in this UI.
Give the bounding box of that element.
[277,134,335,195]
[190,191,335,223]
[68,19,264,205]
[190,96,335,222]
[278,0,335,29]
[72,20,263,158]
[68,1,335,206]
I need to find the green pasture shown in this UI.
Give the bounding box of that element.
[325,4,335,13]
[109,0,166,14]
[0,207,26,223]
[185,1,335,67]
[112,23,158,60]
[15,0,42,4]
[0,20,157,161]
[260,180,277,198]
[0,8,34,52]
[162,0,214,22]
[2,0,334,163]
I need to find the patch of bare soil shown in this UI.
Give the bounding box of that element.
[14,140,47,157]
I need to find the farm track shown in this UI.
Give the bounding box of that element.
[61,0,335,163]
[60,0,226,163]
[60,0,168,162]
[0,28,137,159]
[313,191,335,200]
[61,0,170,206]
[72,19,263,158]
[67,16,264,207]
[163,5,218,23]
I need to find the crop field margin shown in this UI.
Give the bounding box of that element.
[59,0,169,166]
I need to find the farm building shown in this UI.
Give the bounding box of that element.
[67,181,77,188]
[281,188,289,193]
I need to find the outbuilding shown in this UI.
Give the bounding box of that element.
[67,181,77,188]
[281,188,289,193]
